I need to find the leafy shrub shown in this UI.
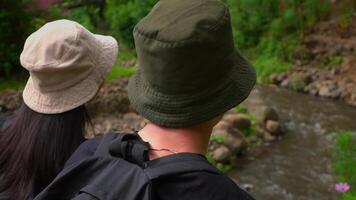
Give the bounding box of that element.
[0,0,35,78]
[105,0,157,47]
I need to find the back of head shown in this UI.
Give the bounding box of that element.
[0,104,88,199]
[0,19,118,200]
[128,0,256,128]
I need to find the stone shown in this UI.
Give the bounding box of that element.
[319,86,332,97]
[281,79,289,88]
[223,131,248,154]
[266,120,281,135]
[255,126,266,138]
[270,74,279,84]
[212,146,232,163]
[288,73,312,91]
[212,121,230,136]
[224,113,251,131]
[263,131,276,142]
[263,107,279,122]
[241,183,254,191]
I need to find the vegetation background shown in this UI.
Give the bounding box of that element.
[3,0,355,85]
[0,0,355,199]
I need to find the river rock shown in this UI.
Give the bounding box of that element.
[263,131,276,142]
[241,183,254,191]
[263,107,279,122]
[223,113,251,131]
[318,84,339,98]
[212,121,230,136]
[281,79,290,88]
[266,120,281,135]
[288,73,312,91]
[255,126,266,138]
[212,121,248,154]
[223,130,248,154]
[212,145,232,163]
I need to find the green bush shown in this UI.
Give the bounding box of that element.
[105,0,157,47]
[0,0,35,78]
[47,0,102,32]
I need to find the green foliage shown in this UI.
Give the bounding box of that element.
[0,77,26,91]
[206,152,234,173]
[332,131,356,199]
[47,0,103,32]
[105,0,158,47]
[211,135,225,144]
[107,66,136,80]
[216,162,234,173]
[252,55,290,83]
[225,0,331,82]
[319,55,343,70]
[241,123,257,137]
[0,0,35,78]
[68,6,100,31]
[106,49,136,80]
[236,104,248,114]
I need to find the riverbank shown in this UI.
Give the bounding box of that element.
[232,85,356,199]
[270,16,356,107]
[0,78,285,173]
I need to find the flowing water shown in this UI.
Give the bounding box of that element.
[230,85,356,200]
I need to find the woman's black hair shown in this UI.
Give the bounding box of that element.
[0,103,90,199]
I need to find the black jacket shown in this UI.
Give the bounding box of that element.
[36,134,255,200]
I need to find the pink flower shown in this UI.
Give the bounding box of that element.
[335,182,350,193]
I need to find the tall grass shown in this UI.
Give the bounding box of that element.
[333,131,356,200]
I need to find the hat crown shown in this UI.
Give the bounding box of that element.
[134,0,234,94]
[20,20,99,92]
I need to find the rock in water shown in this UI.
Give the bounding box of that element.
[212,121,230,135]
[223,130,248,154]
[263,108,279,122]
[266,120,281,135]
[212,146,232,163]
[223,113,251,131]
[263,131,276,142]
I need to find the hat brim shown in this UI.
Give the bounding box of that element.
[128,49,256,128]
[23,35,118,114]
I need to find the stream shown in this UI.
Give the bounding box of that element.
[230,85,356,200]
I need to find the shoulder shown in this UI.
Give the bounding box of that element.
[194,171,254,199]
[155,170,254,200]
[64,136,103,168]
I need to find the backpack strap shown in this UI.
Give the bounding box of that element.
[109,133,150,166]
[94,132,150,167]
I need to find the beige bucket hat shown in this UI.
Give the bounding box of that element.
[21,19,118,114]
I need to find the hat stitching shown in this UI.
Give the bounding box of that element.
[25,75,97,106]
[134,67,232,102]
[129,80,245,127]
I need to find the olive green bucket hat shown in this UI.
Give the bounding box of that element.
[128,0,256,128]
